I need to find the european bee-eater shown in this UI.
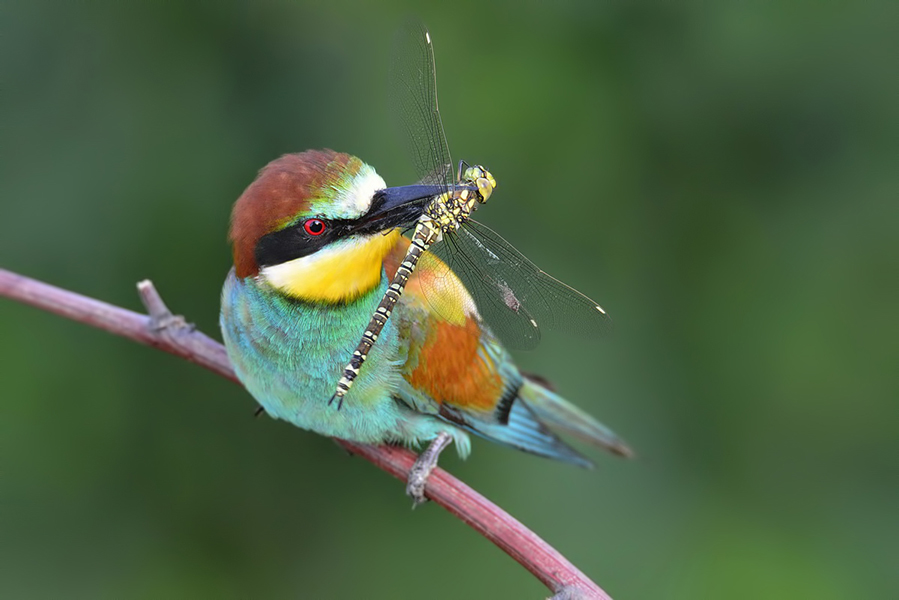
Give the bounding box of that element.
[220,149,630,504]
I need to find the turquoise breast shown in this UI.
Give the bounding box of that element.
[220,269,410,443]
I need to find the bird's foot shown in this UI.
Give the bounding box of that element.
[406,431,453,508]
[547,586,590,600]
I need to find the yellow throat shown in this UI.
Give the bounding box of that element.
[260,230,400,303]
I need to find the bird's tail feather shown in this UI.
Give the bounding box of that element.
[518,380,633,458]
[463,399,594,469]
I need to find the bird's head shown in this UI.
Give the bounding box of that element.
[229,149,431,303]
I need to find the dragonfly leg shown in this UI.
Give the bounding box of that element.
[406,431,453,508]
[456,159,470,182]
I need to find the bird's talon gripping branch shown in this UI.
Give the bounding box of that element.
[548,586,591,600]
[406,431,453,508]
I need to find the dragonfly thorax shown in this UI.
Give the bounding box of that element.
[423,165,497,234]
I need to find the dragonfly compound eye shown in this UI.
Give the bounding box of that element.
[476,177,494,202]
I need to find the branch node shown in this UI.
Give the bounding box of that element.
[137,279,195,334]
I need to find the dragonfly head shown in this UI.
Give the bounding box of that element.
[463,165,496,203]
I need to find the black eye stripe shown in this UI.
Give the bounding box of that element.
[255,218,354,268]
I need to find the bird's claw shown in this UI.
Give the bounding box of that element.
[405,467,429,508]
[547,586,590,600]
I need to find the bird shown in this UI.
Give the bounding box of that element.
[220,148,631,505]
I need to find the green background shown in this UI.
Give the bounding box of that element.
[2,2,896,598]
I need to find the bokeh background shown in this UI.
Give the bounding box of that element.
[2,2,897,598]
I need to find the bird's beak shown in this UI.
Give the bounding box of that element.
[358,184,448,233]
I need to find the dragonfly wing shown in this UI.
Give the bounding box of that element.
[428,220,611,350]
[390,20,454,189]
[428,228,541,349]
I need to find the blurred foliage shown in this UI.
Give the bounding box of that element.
[1,1,897,598]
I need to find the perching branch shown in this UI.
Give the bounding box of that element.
[0,267,612,600]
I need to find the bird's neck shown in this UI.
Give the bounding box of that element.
[259,230,400,304]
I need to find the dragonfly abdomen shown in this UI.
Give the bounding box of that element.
[329,222,442,408]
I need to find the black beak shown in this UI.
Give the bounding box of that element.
[359,184,448,233]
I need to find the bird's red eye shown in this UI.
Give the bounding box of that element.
[303,218,326,236]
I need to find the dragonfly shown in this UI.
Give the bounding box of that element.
[329,22,611,407]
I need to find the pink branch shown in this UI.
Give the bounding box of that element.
[0,267,612,600]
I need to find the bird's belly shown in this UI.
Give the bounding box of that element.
[220,270,408,443]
